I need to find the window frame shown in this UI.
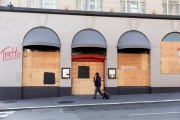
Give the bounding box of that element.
[27,0,57,9]
[76,0,102,11]
[162,0,179,15]
[120,0,146,14]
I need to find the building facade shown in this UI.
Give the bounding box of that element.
[1,1,180,100]
[1,0,180,15]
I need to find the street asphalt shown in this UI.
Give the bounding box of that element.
[1,92,180,111]
[1,102,180,120]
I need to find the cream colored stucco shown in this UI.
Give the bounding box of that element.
[0,0,171,15]
[0,10,180,88]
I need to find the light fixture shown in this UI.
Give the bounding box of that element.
[65,5,68,10]
[152,9,156,14]
[110,7,114,12]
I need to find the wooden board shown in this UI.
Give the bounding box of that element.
[161,42,180,73]
[72,61,104,95]
[22,51,60,86]
[117,53,150,86]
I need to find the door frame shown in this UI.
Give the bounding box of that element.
[72,54,106,94]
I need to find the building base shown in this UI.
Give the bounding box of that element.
[59,87,71,97]
[105,87,118,95]
[151,87,180,93]
[0,87,21,101]
[1,87,180,100]
[22,87,59,99]
[118,86,150,95]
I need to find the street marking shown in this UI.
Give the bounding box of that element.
[129,112,180,116]
[0,111,16,118]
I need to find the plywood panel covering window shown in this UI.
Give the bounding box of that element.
[118,53,150,86]
[22,51,60,86]
[161,42,180,73]
[72,62,104,95]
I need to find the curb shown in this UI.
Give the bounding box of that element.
[1,99,180,112]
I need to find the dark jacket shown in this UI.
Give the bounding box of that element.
[95,76,101,87]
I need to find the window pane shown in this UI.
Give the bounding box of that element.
[130,1,138,13]
[127,0,138,13]
[37,0,43,8]
[27,0,31,7]
[169,4,179,15]
[140,2,145,13]
[127,1,131,12]
[44,0,50,9]
[162,3,167,14]
[84,0,89,10]
[77,0,82,10]
[51,0,57,9]
[90,0,95,11]
[96,0,102,11]
[28,0,36,8]
[163,33,180,42]
[81,0,102,11]
[169,0,178,4]
[162,0,167,3]
[127,0,137,1]
[121,0,126,12]
[28,0,57,9]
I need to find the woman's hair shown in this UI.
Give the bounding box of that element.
[96,72,99,76]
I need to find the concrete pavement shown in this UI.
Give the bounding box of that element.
[1,93,180,111]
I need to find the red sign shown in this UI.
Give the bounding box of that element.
[0,46,21,62]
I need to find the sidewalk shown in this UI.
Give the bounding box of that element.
[1,92,180,111]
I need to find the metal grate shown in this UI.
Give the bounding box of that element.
[57,101,74,104]
[2,101,17,103]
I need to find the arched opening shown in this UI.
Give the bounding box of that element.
[22,27,61,99]
[71,29,107,95]
[161,32,180,73]
[117,31,151,95]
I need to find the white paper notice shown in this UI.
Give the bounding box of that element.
[63,69,70,78]
[109,70,115,75]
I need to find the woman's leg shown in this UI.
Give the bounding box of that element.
[97,87,104,96]
[93,86,98,98]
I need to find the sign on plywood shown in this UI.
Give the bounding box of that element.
[120,66,137,70]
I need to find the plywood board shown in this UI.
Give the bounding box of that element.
[72,78,104,95]
[161,42,180,73]
[142,54,149,70]
[118,70,125,86]
[22,51,60,86]
[118,53,150,87]
[72,61,104,95]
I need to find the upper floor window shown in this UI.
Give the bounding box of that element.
[120,0,146,14]
[77,0,102,11]
[27,0,57,9]
[162,0,179,15]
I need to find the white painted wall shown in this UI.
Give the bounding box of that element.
[0,11,179,88]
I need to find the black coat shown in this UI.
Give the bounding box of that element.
[95,76,101,87]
